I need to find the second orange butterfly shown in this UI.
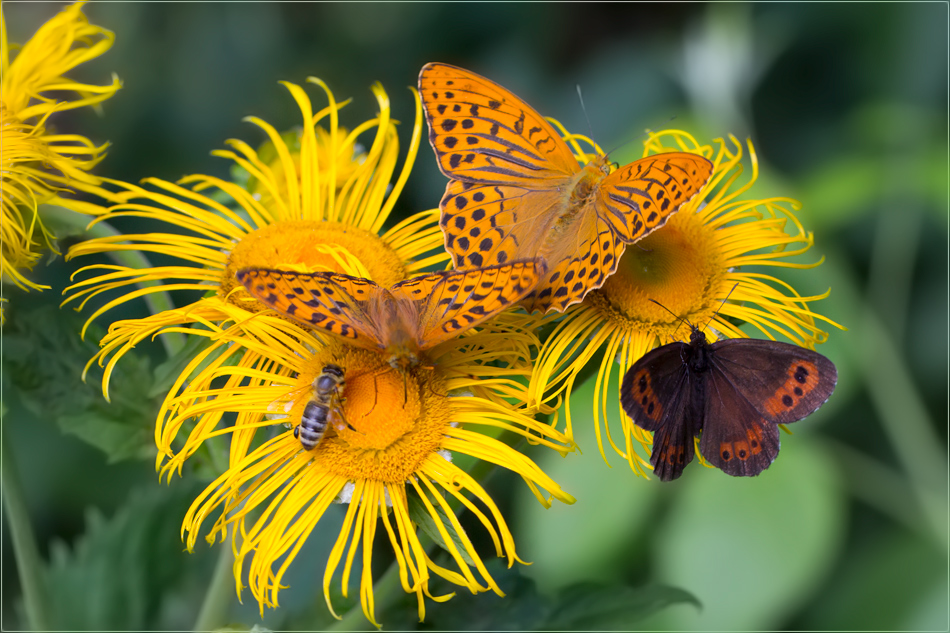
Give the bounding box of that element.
[237,260,543,370]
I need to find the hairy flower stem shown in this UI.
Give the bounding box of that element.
[1,430,50,631]
[192,525,236,631]
[328,559,403,631]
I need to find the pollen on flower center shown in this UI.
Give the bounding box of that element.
[292,348,452,484]
[222,219,407,309]
[341,364,420,449]
[588,208,727,337]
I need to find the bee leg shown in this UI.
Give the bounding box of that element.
[338,409,359,433]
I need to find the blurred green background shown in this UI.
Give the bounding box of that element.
[2,3,947,630]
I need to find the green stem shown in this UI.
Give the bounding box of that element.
[327,560,403,632]
[824,437,933,542]
[192,526,235,632]
[825,250,949,553]
[40,204,186,357]
[1,425,50,631]
[866,203,921,341]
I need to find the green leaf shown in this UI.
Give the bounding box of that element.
[57,411,155,462]
[406,487,475,566]
[381,559,697,631]
[44,484,208,630]
[513,375,662,594]
[38,203,94,241]
[388,559,549,631]
[802,528,947,629]
[149,333,219,399]
[1,305,159,463]
[542,582,701,629]
[644,437,846,630]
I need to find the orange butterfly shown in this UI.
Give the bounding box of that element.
[419,63,714,313]
[237,260,543,369]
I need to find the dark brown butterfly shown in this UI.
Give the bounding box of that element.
[621,324,837,481]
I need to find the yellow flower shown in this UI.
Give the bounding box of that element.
[64,78,447,398]
[528,132,842,475]
[1,1,120,292]
[160,311,574,625]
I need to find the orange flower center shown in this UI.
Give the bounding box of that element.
[221,219,407,311]
[587,207,727,339]
[290,347,451,483]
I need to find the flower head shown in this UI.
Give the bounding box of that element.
[62,76,570,624]
[1,1,120,292]
[64,78,447,397]
[528,131,842,474]
[161,310,573,625]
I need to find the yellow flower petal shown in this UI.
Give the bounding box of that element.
[1,2,119,292]
[64,79,448,398]
[169,324,573,624]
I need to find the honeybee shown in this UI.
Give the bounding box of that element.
[295,364,349,450]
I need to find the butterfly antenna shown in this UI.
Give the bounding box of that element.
[649,298,691,339]
[700,283,740,334]
[576,84,595,141]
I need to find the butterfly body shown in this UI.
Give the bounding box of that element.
[420,62,715,313]
[357,289,424,368]
[237,260,543,369]
[621,325,837,481]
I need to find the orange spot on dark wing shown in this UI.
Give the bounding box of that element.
[764,360,820,416]
[672,444,685,465]
[657,440,684,466]
[746,425,764,455]
[733,440,751,460]
[719,444,733,461]
[630,369,663,422]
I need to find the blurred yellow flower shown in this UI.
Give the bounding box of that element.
[64,78,447,397]
[160,312,573,625]
[528,132,841,475]
[1,1,120,293]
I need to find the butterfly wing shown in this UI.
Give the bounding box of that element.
[389,259,544,349]
[439,179,559,269]
[237,268,387,351]
[523,210,625,313]
[621,343,702,481]
[698,339,837,477]
[419,62,580,186]
[421,63,713,315]
[596,153,714,243]
[697,368,782,477]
